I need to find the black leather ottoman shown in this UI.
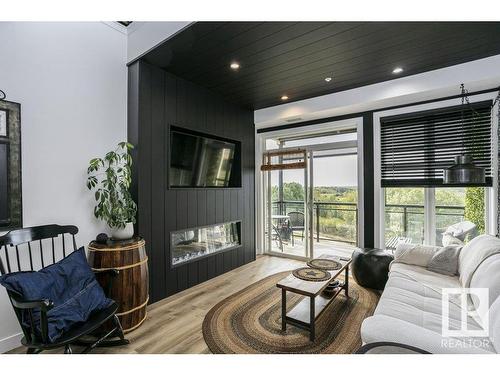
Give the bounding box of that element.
[351,248,394,290]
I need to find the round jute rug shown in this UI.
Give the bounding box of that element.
[202,271,379,354]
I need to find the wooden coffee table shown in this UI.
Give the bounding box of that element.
[276,254,352,341]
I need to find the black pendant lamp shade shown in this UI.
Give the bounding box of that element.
[443,154,486,185]
[443,84,488,186]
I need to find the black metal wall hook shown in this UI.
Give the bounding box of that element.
[0,89,6,101]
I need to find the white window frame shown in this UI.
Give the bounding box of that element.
[374,93,499,249]
[255,118,365,256]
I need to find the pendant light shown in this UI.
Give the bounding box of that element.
[443,84,486,185]
[0,89,5,101]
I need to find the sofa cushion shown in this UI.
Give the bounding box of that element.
[390,263,461,292]
[489,297,500,353]
[361,315,495,354]
[0,247,113,343]
[376,264,474,334]
[459,234,500,287]
[469,255,500,310]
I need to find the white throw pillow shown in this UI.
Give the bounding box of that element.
[393,243,439,267]
[427,245,462,276]
[442,233,464,247]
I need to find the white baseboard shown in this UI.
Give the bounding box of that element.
[0,332,22,353]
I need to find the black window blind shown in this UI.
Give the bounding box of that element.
[380,100,493,187]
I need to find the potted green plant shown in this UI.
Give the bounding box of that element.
[86,142,137,240]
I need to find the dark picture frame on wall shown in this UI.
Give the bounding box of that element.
[0,100,22,230]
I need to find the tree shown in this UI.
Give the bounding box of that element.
[271,182,305,201]
[385,188,424,205]
[283,182,304,201]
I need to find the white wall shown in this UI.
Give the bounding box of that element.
[254,54,500,128]
[0,22,127,353]
[127,21,191,63]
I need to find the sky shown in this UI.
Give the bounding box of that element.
[275,154,358,188]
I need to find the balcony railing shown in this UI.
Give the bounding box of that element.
[385,203,465,244]
[272,200,358,245]
[272,200,465,247]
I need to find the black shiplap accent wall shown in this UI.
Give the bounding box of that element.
[362,113,374,248]
[128,61,256,303]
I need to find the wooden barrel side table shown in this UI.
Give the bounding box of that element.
[87,236,149,333]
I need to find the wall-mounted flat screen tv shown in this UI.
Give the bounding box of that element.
[169,126,241,188]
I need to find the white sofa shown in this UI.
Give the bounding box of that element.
[360,234,500,354]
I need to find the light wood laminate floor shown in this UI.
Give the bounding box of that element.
[9,255,304,354]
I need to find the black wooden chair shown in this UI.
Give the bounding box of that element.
[0,224,129,354]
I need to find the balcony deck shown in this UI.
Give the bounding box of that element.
[270,237,356,259]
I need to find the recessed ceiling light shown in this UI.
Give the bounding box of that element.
[392,67,404,74]
[230,62,240,70]
[281,95,289,101]
[324,77,332,82]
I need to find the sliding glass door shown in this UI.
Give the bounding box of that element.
[263,150,311,258]
[311,151,358,258]
[267,164,309,257]
[262,142,359,260]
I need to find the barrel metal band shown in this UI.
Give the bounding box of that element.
[91,256,148,271]
[116,296,150,317]
[88,240,146,252]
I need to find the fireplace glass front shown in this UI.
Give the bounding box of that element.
[171,221,241,267]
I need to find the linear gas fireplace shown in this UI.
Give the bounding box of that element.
[170,221,241,267]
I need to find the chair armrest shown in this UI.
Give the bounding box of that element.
[92,269,120,296]
[355,341,430,354]
[9,295,53,343]
[10,296,54,310]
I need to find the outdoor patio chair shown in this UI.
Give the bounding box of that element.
[287,211,305,246]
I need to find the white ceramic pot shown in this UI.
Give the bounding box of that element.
[110,222,134,240]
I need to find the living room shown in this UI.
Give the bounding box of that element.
[1,1,500,372]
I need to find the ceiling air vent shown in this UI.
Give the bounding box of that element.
[285,117,303,123]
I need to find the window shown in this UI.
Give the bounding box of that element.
[385,188,425,246]
[379,100,494,249]
[435,187,467,244]
[384,187,487,248]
